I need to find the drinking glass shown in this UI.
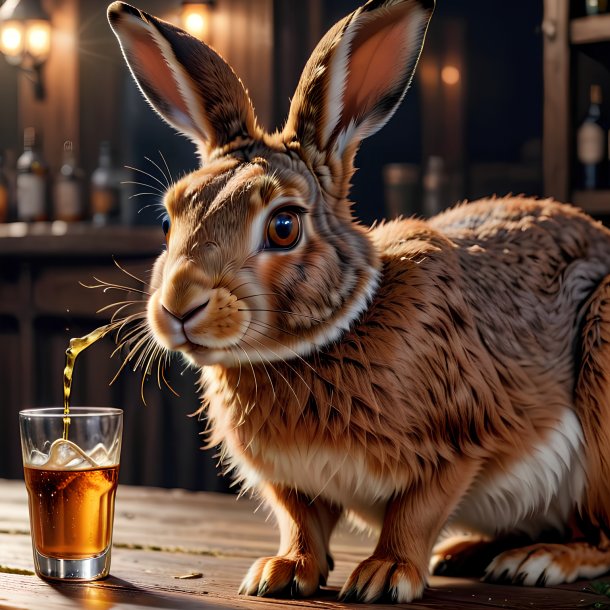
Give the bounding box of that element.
[19,407,122,581]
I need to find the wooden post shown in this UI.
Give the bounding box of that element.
[543,0,570,201]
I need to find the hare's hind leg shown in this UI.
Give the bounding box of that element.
[483,539,610,585]
[483,275,610,588]
[430,533,531,577]
[575,274,610,531]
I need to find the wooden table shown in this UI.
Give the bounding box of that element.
[0,479,606,609]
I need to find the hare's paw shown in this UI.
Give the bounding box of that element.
[431,534,515,578]
[238,554,327,598]
[340,557,425,604]
[483,543,610,586]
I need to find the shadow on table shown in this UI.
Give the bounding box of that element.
[48,576,214,609]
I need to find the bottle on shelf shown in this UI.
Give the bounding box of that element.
[0,151,10,223]
[577,84,607,190]
[91,141,122,226]
[585,0,609,16]
[54,140,85,222]
[422,155,448,217]
[16,127,48,222]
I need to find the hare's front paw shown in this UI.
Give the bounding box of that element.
[238,553,328,598]
[340,557,426,603]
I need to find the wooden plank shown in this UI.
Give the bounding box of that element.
[0,481,609,609]
[542,0,571,202]
[571,14,610,45]
[0,224,162,258]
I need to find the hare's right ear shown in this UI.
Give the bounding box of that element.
[107,2,258,160]
[284,0,434,194]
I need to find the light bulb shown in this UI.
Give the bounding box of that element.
[25,20,51,60]
[181,3,210,40]
[441,65,460,86]
[0,21,24,59]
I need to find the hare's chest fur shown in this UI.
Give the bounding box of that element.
[237,409,586,536]
[239,441,396,527]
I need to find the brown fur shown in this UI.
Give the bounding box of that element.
[108,0,610,602]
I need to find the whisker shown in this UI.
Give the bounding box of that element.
[236,344,258,411]
[112,256,150,286]
[96,299,140,315]
[247,320,327,380]
[238,308,324,323]
[124,166,168,192]
[81,277,151,297]
[161,358,180,397]
[121,179,165,195]
[129,192,163,200]
[247,317,300,338]
[145,155,170,189]
[158,150,174,186]
[241,327,314,397]
[239,336,301,408]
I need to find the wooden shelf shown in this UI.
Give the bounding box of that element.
[572,189,610,213]
[570,14,610,45]
[0,222,163,258]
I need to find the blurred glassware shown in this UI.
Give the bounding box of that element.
[383,163,422,219]
[54,141,85,222]
[16,127,48,222]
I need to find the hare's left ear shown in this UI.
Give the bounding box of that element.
[284,0,434,189]
[108,2,258,160]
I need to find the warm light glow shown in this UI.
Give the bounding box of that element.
[441,65,460,86]
[181,3,211,40]
[25,20,51,60]
[0,21,24,58]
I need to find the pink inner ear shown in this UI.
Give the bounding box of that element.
[129,27,191,122]
[342,5,416,124]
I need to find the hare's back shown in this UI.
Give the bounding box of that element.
[430,196,610,396]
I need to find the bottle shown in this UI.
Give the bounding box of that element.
[577,84,607,190]
[54,141,85,222]
[585,0,608,15]
[422,156,448,218]
[91,142,121,225]
[16,127,48,222]
[0,151,10,223]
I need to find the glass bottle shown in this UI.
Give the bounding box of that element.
[54,141,85,222]
[16,127,48,222]
[91,142,121,226]
[577,84,607,190]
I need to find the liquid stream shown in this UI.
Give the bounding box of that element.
[62,324,113,440]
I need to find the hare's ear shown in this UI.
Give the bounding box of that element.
[108,2,258,159]
[284,0,433,185]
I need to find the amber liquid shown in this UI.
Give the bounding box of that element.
[62,325,113,439]
[24,464,119,559]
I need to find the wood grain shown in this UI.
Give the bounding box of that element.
[0,480,607,609]
[543,0,571,202]
[571,14,610,45]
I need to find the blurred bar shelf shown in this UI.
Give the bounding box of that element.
[0,223,163,258]
[570,14,610,45]
[572,190,610,215]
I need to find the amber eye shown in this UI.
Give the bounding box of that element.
[266,209,301,249]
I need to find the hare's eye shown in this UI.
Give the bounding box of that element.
[266,210,301,249]
[161,214,171,239]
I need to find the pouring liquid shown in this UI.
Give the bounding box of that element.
[63,324,114,440]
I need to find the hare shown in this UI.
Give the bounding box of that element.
[108,0,610,603]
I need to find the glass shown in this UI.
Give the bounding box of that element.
[19,407,123,581]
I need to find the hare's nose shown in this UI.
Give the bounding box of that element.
[162,300,209,323]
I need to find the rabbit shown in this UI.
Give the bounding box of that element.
[108,0,610,603]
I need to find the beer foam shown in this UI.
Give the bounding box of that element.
[33,439,113,470]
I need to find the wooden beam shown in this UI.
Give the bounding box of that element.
[543,0,570,201]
